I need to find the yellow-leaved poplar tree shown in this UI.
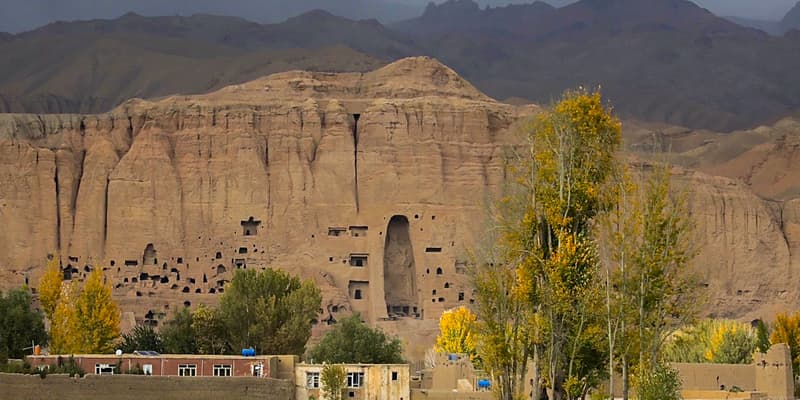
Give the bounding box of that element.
[771,312,800,380]
[476,88,621,400]
[435,306,478,360]
[74,268,120,353]
[50,282,79,354]
[38,256,63,320]
[49,268,120,354]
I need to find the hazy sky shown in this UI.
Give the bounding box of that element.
[0,0,797,33]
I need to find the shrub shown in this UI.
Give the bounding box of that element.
[635,363,682,400]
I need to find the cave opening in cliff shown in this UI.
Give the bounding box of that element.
[349,254,368,267]
[383,215,417,318]
[143,243,157,265]
[241,216,262,236]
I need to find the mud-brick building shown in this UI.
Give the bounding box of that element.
[27,353,298,378]
[294,363,410,400]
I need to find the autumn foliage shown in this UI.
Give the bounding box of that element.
[435,306,478,360]
[40,264,120,354]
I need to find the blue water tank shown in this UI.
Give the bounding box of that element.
[242,348,256,357]
[477,379,491,389]
[448,354,458,361]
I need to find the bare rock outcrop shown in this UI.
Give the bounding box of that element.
[0,57,796,359]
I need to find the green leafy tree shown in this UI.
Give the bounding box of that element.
[635,363,682,400]
[754,319,771,353]
[218,268,321,356]
[161,307,197,354]
[0,288,48,360]
[600,163,698,399]
[192,305,228,355]
[321,364,347,400]
[306,314,404,364]
[119,324,163,353]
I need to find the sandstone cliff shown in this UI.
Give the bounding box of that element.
[0,57,796,360]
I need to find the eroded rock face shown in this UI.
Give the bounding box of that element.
[0,57,796,360]
[671,167,799,320]
[0,58,525,358]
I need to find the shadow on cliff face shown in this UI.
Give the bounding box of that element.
[384,215,418,317]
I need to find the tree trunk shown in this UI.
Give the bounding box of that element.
[622,357,629,400]
[532,347,542,400]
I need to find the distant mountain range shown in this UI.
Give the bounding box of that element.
[3,0,800,131]
[0,11,403,114]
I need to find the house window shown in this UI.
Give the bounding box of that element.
[213,364,232,377]
[306,371,320,388]
[392,371,398,381]
[143,364,153,375]
[347,372,365,388]
[94,363,115,375]
[354,289,362,300]
[178,364,197,376]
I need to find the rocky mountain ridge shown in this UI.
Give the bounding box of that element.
[3,0,800,131]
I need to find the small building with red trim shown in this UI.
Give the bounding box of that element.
[27,353,298,379]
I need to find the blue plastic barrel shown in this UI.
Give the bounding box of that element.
[477,379,491,389]
[242,348,256,357]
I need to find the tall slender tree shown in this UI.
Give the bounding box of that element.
[38,257,63,321]
[73,268,120,353]
[49,268,120,354]
[50,282,79,354]
[599,160,698,399]
[476,88,620,400]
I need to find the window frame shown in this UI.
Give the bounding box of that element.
[306,371,321,388]
[94,363,115,375]
[213,364,232,377]
[178,364,197,377]
[346,371,365,388]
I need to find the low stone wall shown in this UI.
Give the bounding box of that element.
[673,363,756,391]
[410,390,493,400]
[0,373,294,400]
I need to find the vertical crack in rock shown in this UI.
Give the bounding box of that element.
[126,116,133,141]
[778,201,792,260]
[71,150,86,232]
[353,113,360,213]
[53,160,62,252]
[103,177,110,255]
